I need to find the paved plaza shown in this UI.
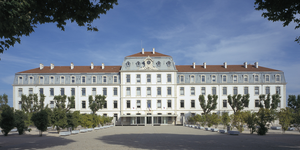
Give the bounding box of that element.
[0,126,300,150]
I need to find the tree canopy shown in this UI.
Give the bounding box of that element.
[198,94,218,115]
[227,94,250,113]
[254,0,300,44]
[0,0,118,55]
[89,95,106,114]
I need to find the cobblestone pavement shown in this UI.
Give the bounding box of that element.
[0,126,300,150]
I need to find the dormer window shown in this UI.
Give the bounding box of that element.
[82,76,86,84]
[266,75,270,82]
[60,76,65,84]
[275,74,280,82]
[92,76,96,83]
[156,61,161,67]
[222,75,227,83]
[126,61,130,67]
[166,61,171,67]
[113,76,118,83]
[180,75,184,83]
[50,76,54,84]
[103,76,107,83]
[233,75,238,83]
[39,76,44,84]
[190,75,195,83]
[18,76,23,84]
[71,76,75,84]
[29,76,33,84]
[201,75,206,83]
[136,61,140,67]
[212,75,216,83]
[244,75,248,82]
[254,75,259,82]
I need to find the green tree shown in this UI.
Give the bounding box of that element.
[80,114,93,128]
[31,109,50,136]
[51,107,67,133]
[221,112,230,129]
[210,113,221,128]
[21,94,45,113]
[0,105,15,136]
[230,111,246,132]
[293,110,300,132]
[256,108,272,135]
[199,94,218,115]
[288,95,300,112]
[53,95,75,112]
[227,94,250,114]
[14,110,28,135]
[244,111,258,134]
[72,111,81,130]
[254,0,300,44]
[258,94,280,126]
[0,94,8,112]
[88,95,106,114]
[205,114,214,127]
[278,107,293,133]
[0,0,118,55]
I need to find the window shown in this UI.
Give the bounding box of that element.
[103,88,107,96]
[147,87,151,95]
[265,87,270,95]
[50,88,54,96]
[82,76,86,84]
[18,76,23,84]
[82,101,86,109]
[71,76,75,84]
[103,113,107,117]
[103,100,107,108]
[233,87,238,95]
[201,75,206,83]
[60,88,65,95]
[39,76,44,84]
[71,88,75,96]
[92,76,96,83]
[255,87,259,95]
[201,87,205,95]
[265,75,270,82]
[276,75,280,82]
[29,88,33,95]
[137,87,141,96]
[18,88,23,97]
[191,100,195,108]
[167,100,172,108]
[223,100,227,107]
[113,87,117,96]
[255,100,260,107]
[39,88,44,95]
[223,87,227,95]
[212,87,216,95]
[166,61,171,67]
[157,74,161,82]
[136,74,141,83]
[167,74,171,82]
[190,75,195,83]
[191,87,195,95]
[29,76,33,84]
[156,61,161,67]
[167,87,172,95]
[60,76,65,84]
[233,75,238,82]
[114,114,118,121]
[147,100,151,108]
[254,75,259,82]
[157,100,161,108]
[126,74,130,83]
[157,87,161,96]
[126,87,131,96]
[212,75,216,82]
[50,101,54,109]
[113,76,118,83]
[18,101,22,109]
[82,88,86,96]
[137,100,141,108]
[180,87,184,95]
[244,75,248,82]
[92,88,96,96]
[180,75,184,83]
[276,87,281,95]
[114,100,117,108]
[147,74,151,83]
[103,76,107,83]
[222,75,227,82]
[244,87,248,95]
[180,100,184,108]
[244,101,249,107]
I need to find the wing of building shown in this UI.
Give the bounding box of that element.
[13,48,286,126]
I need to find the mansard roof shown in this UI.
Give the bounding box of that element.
[126,52,171,57]
[18,66,121,74]
[176,65,281,72]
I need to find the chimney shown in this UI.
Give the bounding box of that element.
[142,48,144,54]
[193,62,195,69]
[203,62,206,69]
[255,62,258,68]
[152,48,155,54]
[50,63,54,70]
[91,62,94,69]
[102,63,105,69]
[40,63,44,70]
[71,62,74,70]
[244,62,247,68]
[224,62,227,69]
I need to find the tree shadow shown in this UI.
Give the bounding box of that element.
[96,132,300,150]
[0,134,75,149]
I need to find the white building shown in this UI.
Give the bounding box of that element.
[13,49,286,125]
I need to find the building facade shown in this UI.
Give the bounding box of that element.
[13,49,286,125]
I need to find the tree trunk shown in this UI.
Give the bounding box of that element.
[39,130,42,136]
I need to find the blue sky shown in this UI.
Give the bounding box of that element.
[1,0,299,106]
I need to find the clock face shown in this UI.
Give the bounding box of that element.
[147,60,151,65]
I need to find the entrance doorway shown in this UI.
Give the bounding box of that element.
[147,117,152,124]
[137,117,140,124]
